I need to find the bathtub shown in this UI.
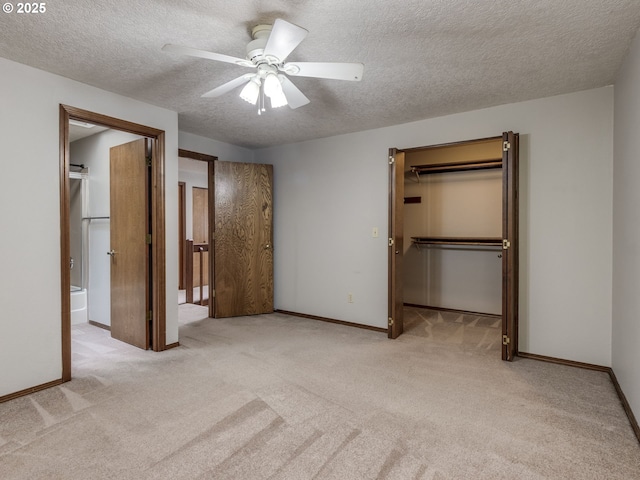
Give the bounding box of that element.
[70,286,88,325]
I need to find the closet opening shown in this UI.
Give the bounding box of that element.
[388,132,519,361]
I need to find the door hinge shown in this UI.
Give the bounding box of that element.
[146,156,152,167]
[388,238,394,247]
[146,233,152,244]
[147,310,153,321]
[502,239,511,250]
[388,317,394,327]
[389,156,395,165]
[212,289,215,298]
[502,335,510,346]
[503,141,511,152]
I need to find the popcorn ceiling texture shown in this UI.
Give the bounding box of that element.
[0,0,639,148]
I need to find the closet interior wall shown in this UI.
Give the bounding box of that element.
[403,138,503,315]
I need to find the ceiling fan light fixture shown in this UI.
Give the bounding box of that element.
[164,18,363,112]
[263,73,283,98]
[239,78,260,105]
[270,89,288,108]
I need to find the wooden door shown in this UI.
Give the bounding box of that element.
[192,187,209,287]
[388,148,404,338]
[109,138,150,349]
[213,161,273,317]
[501,131,519,360]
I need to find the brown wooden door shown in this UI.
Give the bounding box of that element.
[192,187,209,288]
[388,148,404,338]
[109,138,150,349]
[501,131,519,360]
[213,161,274,317]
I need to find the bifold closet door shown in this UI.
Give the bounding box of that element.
[501,131,519,361]
[388,148,405,339]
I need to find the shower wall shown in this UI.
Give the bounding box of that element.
[69,176,83,288]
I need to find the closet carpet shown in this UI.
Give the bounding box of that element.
[0,306,638,479]
[403,306,502,354]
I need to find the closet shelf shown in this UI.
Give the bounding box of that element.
[410,158,502,175]
[411,236,502,248]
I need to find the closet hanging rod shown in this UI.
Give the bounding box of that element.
[411,236,502,247]
[411,158,502,175]
[82,216,110,220]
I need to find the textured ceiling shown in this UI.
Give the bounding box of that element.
[1,0,639,149]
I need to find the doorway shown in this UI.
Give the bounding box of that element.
[388,132,519,361]
[178,149,217,316]
[59,105,167,382]
[177,150,275,320]
[178,149,215,317]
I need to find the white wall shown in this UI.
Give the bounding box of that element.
[70,130,143,327]
[179,131,255,164]
[613,29,640,421]
[257,87,614,366]
[0,57,179,397]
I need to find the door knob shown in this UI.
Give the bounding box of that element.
[107,250,116,257]
[265,244,271,249]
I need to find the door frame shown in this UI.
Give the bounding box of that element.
[387,133,519,360]
[178,149,217,319]
[178,181,186,290]
[59,104,167,382]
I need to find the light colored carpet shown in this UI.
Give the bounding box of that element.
[403,306,502,354]
[0,306,638,479]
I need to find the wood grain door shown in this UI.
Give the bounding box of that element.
[213,161,273,317]
[501,131,519,361]
[109,138,150,349]
[192,186,209,287]
[388,148,405,338]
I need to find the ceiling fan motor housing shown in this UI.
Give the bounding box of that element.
[246,24,272,63]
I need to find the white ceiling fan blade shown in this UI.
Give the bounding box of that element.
[201,75,253,98]
[162,44,253,67]
[284,62,364,81]
[280,76,310,109]
[263,19,308,62]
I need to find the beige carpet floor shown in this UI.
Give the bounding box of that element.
[403,306,502,354]
[0,305,638,479]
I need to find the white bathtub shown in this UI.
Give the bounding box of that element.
[70,286,87,325]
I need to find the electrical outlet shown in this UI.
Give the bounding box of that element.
[348,293,354,303]
[372,227,379,238]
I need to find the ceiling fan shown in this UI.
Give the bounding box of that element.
[162,18,364,113]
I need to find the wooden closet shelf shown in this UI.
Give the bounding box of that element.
[411,237,503,247]
[410,158,502,175]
